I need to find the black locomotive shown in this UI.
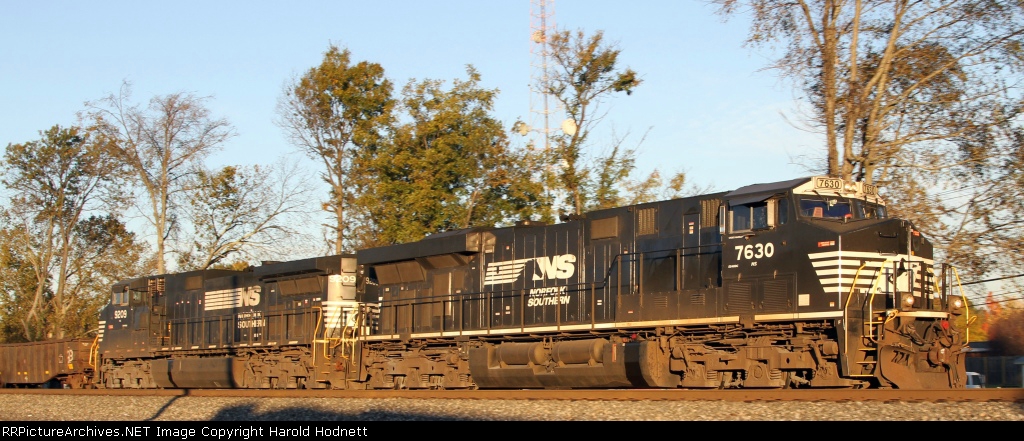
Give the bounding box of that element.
[2,176,970,390]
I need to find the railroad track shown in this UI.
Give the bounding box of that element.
[3,387,1021,402]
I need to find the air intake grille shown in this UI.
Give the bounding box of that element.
[638,208,657,236]
[701,199,720,228]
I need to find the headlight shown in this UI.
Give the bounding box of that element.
[949,297,965,315]
[903,294,916,308]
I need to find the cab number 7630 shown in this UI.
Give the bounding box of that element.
[734,243,775,260]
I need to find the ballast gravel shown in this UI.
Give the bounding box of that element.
[0,394,1021,421]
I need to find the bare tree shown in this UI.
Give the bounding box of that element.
[177,158,317,270]
[84,81,234,273]
[714,0,1024,181]
[714,0,1024,285]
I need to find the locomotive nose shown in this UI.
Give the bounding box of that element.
[839,218,932,259]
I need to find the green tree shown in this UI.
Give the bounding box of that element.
[276,44,394,253]
[0,125,127,340]
[177,159,316,270]
[355,67,543,246]
[84,81,234,273]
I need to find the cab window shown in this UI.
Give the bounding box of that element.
[859,202,887,219]
[799,197,852,219]
[799,197,887,220]
[112,287,129,306]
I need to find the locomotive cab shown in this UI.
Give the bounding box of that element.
[720,176,966,389]
[99,276,158,361]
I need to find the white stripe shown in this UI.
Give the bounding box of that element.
[815,266,885,276]
[899,311,949,318]
[756,311,844,320]
[360,317,744,341]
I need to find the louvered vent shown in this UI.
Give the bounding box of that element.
[727,282,752,311]
[638,208,657,236]
[762,279,791,312]
[652,295,669,309]
[701,199,720,229]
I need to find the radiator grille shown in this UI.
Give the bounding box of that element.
[762,279,791,312]
[727,282,752,311]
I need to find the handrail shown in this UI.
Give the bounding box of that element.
[311,306,324,369]
[950,266,971,343]
[88,334,100,369]
[842,262,869,363]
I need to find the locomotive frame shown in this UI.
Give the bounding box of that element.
[1,176,970,390]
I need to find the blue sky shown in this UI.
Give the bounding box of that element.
[1,1,825,194]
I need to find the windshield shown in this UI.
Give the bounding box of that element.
[799,197,887,220]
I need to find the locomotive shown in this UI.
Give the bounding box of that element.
[1,176,970,390]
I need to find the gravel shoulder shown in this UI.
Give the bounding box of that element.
[0,394,1022,421]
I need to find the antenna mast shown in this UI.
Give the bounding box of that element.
[529,0,557,217]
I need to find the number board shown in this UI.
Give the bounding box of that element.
[814,177,844,190]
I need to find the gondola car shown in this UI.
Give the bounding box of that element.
[0,339,95,388]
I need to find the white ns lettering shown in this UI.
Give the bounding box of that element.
[240,287,261,307]
[533,254,577,280]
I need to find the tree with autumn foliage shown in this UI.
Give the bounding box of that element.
[353,66,544,247]
[0,125,151,341]
[980,291,1024,355]
[276,45,394,253]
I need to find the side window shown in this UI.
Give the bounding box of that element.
[730,200,775,232]
[778,198,789,225]
[731,204,753,232]
[752,203,769,229]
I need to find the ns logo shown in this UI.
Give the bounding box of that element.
[533,254,576,280]
[484,253,578,285]
[239,287,261,307]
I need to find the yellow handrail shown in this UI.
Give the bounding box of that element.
[88,334,99,369]
[843,258,898,346]
[311,306,324,369]
[950,266,971,344]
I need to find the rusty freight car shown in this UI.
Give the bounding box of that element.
[0,338,95,388]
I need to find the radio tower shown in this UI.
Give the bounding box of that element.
[528,0,557,219]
